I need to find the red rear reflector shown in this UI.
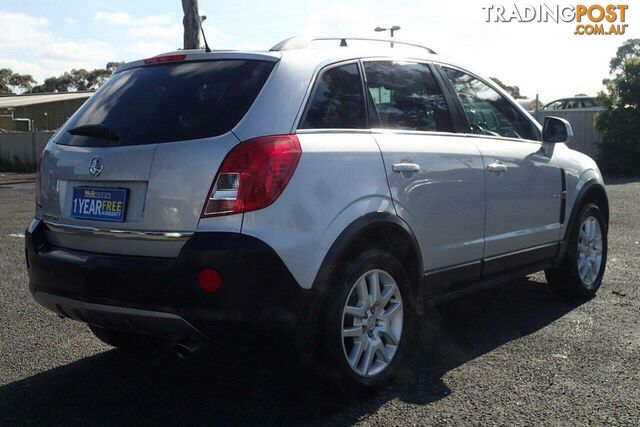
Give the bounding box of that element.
[198,268,222,293]
[202,134,302,217]
[143,54,187,64]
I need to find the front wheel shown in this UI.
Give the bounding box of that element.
[545,202,607,298]
[321,250,415,391]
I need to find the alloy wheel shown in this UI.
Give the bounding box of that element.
[577,215,603,287]
[341,269,403,377]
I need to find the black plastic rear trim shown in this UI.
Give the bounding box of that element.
[26,220,311,342]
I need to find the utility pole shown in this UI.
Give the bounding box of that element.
[182,0,201,50]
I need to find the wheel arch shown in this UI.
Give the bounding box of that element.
[293,212,423,357]
[311,212,423,301]
[565,180,609,241]
[555,179,609,266]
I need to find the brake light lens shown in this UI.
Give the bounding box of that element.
[35,151,43,207]
[143,54,187,64]
[202,135,301,217]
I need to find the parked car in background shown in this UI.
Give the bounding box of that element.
[543,96,602,111]
[26,36,609,392]
[517,98,544,112]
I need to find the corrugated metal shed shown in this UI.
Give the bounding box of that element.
[0,92,92,108]
[0,92,92,131]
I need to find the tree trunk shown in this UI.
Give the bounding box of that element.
[182,0,201,50]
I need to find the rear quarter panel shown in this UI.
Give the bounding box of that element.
[240,132,394,289]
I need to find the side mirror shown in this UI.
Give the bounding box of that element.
[542,116,573,143]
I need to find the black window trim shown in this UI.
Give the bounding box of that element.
[360,57,476,136]
[359,58,464,135]
[357,59,378,129]
[434,63,542,143]
[294,56,541,141]
[296,59,368,131]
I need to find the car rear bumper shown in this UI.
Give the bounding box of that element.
[26,219,312,342]
[33,292,208,340]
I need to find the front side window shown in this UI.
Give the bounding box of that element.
[300,63,366,129]
[545,100,564,111]
[363,61,453,132]
[444,67,539,141]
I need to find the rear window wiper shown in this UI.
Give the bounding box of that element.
[68,124,119,141]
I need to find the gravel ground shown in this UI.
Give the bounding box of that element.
[0,178,638,426]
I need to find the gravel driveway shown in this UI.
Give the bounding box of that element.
[0,178,638,425]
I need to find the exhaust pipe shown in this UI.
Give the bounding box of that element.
[173,341,201,359]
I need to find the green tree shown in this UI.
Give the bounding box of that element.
[106,61,125,73]
[30,62,123,93]
[0,68,37,93]
[595,39,640,176]
[31,75,70,93]
[609,38,640,75]
[490,77,525,99]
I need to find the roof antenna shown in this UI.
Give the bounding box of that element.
[200,15,212,52]
[340,38,348,47]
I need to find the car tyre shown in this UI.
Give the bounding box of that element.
[545,202,607,298]
[89,325,166,352]
[321,249,416,393]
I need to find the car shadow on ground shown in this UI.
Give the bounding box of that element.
[0,277,583,426]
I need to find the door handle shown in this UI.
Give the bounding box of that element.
[392,163,420,173]
[487,162,508,173]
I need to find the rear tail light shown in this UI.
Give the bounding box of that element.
[202,134,301,217]
[35,151,43,207]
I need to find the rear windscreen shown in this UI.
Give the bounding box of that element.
[56,60,274,147]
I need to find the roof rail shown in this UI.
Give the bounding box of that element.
[270,36,437,55]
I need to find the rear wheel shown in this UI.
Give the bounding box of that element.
[545,203,607,298]
[321,250,415,391]
[89,325,165,352]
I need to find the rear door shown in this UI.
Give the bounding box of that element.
[441,66,562,274]
[363,60,486,284]
[40,57,275,256]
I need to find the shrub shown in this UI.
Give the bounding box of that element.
[595,39,640,176]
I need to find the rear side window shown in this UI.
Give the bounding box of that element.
[443,67,539,141]
[300,63,366,129]
[57,60,274,147]
[581,98,600,108]
[363,61,454,132]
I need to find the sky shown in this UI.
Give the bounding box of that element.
[0,0,638,101]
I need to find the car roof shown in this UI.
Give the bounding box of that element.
[117,46,468,79]
[548,96,596,103]
[116,36,463,74]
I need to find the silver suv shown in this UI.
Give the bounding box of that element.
[26,37,609,390]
